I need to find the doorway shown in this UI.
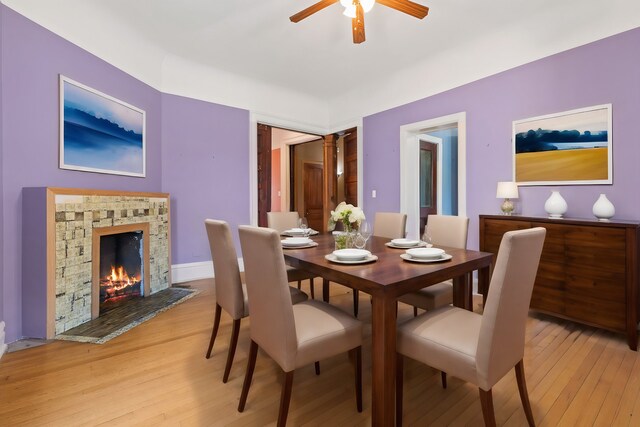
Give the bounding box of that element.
[251,116,363,229]
[400,113,467,239]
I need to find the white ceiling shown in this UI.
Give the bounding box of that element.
[3,0,640,128]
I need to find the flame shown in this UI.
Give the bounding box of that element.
[101,265,141,297]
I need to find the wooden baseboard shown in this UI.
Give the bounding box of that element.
[171,259,245,284]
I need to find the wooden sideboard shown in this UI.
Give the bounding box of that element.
[479,215,640,350]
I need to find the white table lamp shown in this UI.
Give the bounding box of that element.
[496,182,519,215]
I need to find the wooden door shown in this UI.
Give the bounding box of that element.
[257,124,272,227]
[343,129,358,206]
[303,163,324,231]
[419,141,438,236]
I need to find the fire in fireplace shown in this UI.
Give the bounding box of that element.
[100,265,142,302]
[99,231,144,313]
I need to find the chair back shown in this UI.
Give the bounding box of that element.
[267,211,300,233]
[424,215,469,249]
[238,226,298,370]
[476,227,546,390]
[373,212,407,239]
[204,219,245,319]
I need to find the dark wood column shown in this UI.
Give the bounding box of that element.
[322,134,338,233]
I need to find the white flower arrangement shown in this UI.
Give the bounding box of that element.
[328,202,366,232]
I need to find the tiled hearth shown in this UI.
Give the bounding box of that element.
[22,188,171,339]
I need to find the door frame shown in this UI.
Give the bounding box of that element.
[250,113,363,226]
[400,112,467,239]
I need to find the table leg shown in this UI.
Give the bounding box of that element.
[478,265,491,307]
[370,295,397,426]
[452,273,472,310]
[322,279,330,303]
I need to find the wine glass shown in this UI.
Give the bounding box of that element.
[422,230,433,247]
[298,217,309,236]
[359,220,372,245]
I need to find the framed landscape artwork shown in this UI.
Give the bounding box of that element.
[60,75,146,177]
[513,104,612,186]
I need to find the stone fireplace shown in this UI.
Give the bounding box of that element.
[22,188,171,339]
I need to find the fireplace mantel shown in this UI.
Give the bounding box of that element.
[22,188,171,339]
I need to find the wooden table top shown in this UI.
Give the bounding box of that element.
[283,234,493,298]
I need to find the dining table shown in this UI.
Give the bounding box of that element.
[283,234,494,426]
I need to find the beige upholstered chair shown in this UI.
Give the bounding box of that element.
[266,211,300,233]
[373,212,408,240]
[204,219,308,383]
[398,215,469,315]
[238,225,363,426]
[267,211,318,298]
[396,227,546,427]
[347,212,407,317]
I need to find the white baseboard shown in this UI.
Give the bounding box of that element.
[171,259,245,284]
[0,321,7,360]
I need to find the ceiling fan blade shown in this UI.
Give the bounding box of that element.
[290,0,339,23]
[352,1,366,44]
[376,0,429,19]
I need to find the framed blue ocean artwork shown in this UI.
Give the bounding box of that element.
[60,75,146,177]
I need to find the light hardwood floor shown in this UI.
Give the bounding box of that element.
[1,278,640,426]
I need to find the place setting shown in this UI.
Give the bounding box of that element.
[281,217,319,237]
[281,236,318,249]
[400,247,452,263]
[325,248,378,265]
[385,238,430,249]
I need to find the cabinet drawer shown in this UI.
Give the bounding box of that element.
[564,294,626,332]
[531,287,566,315]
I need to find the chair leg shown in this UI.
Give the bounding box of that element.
[396,354,404,427]
[479,388,497,427]
[297,280,302,290]
[315,361,320,375]
[277,370,295,427]
[323,279,330,302]
[222,318,241,383]
[350,346,363,412]
[515,360,536,426]
[441,371,447,389]
[238,340,258,412]
[206,304,222,359]
[413,306,418,317]
[353,290,359,317]
[310,278,315,299]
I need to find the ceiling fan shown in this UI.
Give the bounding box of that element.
[289,0,429,44]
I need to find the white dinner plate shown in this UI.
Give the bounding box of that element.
[400,253,452,263]
[282,242,318,249]
[390,238,421,248]
[281,237,313,247]
[333,248,371,261]
[325,254,378,264]
[282,229,319,237]
[385,241,429,249]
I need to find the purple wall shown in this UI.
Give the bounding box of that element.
[1,7,163,341]
[364,27,640,250]
[161,94,250,264]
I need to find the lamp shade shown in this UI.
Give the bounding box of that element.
[496,181,519,199]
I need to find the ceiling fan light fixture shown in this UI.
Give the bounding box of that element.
[360,0,375,13]
[343,4,356,18]
[340,0,353,7]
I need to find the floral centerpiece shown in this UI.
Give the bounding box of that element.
[328,202,366,249]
